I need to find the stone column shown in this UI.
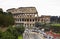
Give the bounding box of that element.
[21,18,22,22]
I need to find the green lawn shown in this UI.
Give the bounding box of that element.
[18,35,23,39]
[51,24,60,26]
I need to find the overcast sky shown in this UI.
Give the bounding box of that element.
[0,0,60,16]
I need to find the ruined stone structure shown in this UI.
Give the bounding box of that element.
[6,7,50,28]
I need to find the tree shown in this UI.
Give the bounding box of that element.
[6,26,18,39]
[50,16,58,23]
[6,25,25,39]
[1,31,15,39]
[35,22,44,28]
[44,23,51,31]
[15,26,25,34]
[58,16,60,23]
[0,10,14,27]
[0,31,3,39]
[0,8,3,14]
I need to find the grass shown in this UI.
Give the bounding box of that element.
[18,35,23,39]
[51,23,60,26]
[50,23,60,34]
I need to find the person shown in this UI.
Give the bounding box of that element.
[41,28,44,32]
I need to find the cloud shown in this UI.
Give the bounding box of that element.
[0,0,60,16]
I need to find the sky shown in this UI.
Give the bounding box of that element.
[0,0,60,16]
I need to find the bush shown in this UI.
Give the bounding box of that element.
[15,26,25,34]
[1,31,15,39]
[50,26,60,33]
[0,25,25,39]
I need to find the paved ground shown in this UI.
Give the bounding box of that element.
[23,30,45,39]
[31,32,45,39]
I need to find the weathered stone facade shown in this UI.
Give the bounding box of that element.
[6,7,50,28]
